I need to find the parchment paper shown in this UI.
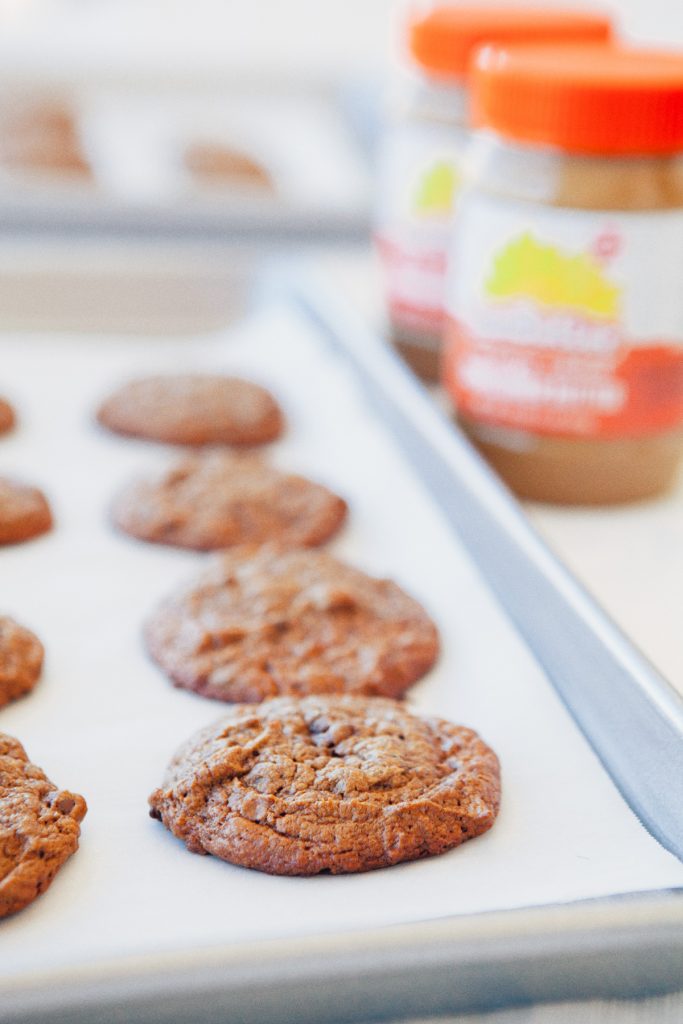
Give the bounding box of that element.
[1,303,681,984]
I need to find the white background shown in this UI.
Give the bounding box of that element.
[0,1,682,89]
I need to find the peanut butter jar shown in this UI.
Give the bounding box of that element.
[443,44,683,503]
[374,7,611,383]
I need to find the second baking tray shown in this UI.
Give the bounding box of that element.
[0,277,682,1022]
[0,88,370,242]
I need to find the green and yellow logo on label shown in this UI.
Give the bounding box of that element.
[413,161,460,217]
[485,232,620,319]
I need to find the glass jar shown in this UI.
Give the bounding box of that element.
[444,44,683,504]
[374,6,611,382]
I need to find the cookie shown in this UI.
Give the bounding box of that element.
[145,545,439,702]
[0,478,53,545]
[0,398,15,435]
[149,695,500,875]
[0,733,87,917]
[112,452,347,551]
[185,143,274,192]
[0,617,44,709]
[96,374,284,447]
[0,103,90,177]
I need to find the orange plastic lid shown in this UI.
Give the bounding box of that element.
[407,6,611,81]
[472,44,683,154]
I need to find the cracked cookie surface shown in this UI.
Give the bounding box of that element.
[0,734,87,917]
[145,545,439,702]
[149,696,500,875]
[0,477,53,545]
[0,617,44,709]
[97,374,284,447]
[112,452,347,551]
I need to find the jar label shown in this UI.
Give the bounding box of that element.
[444,192,683,437]
[375,122,462,339]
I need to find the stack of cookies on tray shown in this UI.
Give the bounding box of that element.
[0,370,500,920]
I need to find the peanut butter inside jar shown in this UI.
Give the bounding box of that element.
[444,44,683,504]
[375,6,612,384]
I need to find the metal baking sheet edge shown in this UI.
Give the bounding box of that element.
[2,890,683,1024]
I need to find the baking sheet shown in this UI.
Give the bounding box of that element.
[0,90,370,237]
[1,301,682,988]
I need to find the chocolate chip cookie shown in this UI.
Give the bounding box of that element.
[0,733,87,917]
[0,478,53,545]
[149,695,500,875]
[112,453,347,551]
[145,545,439,702]
[97,374,284,447]
[0,617,44,709]
[0,398,15,435]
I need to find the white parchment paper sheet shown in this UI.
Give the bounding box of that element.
[1,304,682,982]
